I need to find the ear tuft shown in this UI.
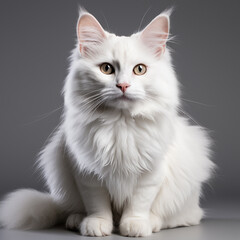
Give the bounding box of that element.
[160,7,174,18]
[77,9,106,56]
[78,6,88,17]
[141,10,171,57]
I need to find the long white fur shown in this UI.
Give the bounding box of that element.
[0,9,214,237]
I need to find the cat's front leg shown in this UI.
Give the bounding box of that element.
[77,174,113,237]
[120,170,162,237]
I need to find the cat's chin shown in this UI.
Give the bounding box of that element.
[106,96,135,109]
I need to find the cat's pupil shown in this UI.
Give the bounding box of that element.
[138,65,142,72]
[105,65,110,72]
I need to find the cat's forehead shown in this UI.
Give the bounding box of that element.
[104,34,149,64]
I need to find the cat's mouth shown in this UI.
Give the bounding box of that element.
[119,95,130,100]
[116,95,134,101]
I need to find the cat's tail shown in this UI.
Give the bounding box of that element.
[0,189,63,230]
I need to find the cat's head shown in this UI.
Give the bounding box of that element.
[65,9,179,118]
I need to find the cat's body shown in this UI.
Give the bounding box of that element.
[0,9,214,237]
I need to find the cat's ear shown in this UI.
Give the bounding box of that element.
[140,11,170,57]
[77,9,106,56]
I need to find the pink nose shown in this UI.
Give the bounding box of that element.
[116,83,130,93]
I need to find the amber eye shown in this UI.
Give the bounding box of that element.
[100,63,115,75]
[133,64,147,75]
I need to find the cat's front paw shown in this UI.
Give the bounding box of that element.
[120,217,152,237]
[80,216,113,237]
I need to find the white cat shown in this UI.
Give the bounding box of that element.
[0,9,214,237]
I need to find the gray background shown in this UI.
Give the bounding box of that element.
[0,0,239,209]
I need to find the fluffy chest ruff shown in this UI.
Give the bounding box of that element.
[65,110,174,207]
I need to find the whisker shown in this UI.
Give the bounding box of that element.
[82,93,102,100]
[89,97,108,118]
[75,89,102,98]
[35,106,63,119]
[138,6,152,31]
[22,106,63,126]
[79,96,103,111]
[79,92,106,111]
[178,107,200,126]
[181,98,214,107]
[100,11,110,31]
